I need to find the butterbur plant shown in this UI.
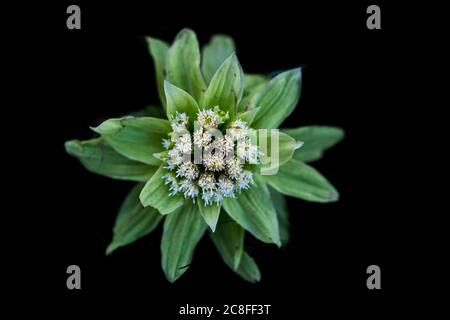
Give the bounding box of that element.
[65,29,344,283]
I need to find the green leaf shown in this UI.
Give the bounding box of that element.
[222,175,280,246]
[210,216,260,282]
[161,201,207,282]
[106,184,163,255]
[236,107,260,125]
[269,187,289,246]
[139,165,184,214]
[202,35,236,83]
[166,28,206,102]
[282,126,345,162]
[251,68,302,129]
[145,37,169,109]
[234,251,261,283]
[65,138,157,182]
[92,117,171,166]
[238,74,267,112]
[210,213,244,270]
[164,81,200,120]
[201,53,244,116]
[263,159,339,202]
[198,202,221,232]
[244,74,267,89]
[258,130,303,174]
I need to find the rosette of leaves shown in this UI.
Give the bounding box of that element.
[65,29,344,283]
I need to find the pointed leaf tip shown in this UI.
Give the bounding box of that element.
[164,81,200,120]
[294,141,304,150]
[281,126,345,162]
[64,140,81,154]
[177,28,195,36]
[201,34,236,83]
[251,68,302,129]
[222,176,280,246]
[263,159,339,203]
[198,202,221,232]
[166,29,206,101]
[201,52,244,115]
[106,184,163,255]
[64,138,157,182]
[330,190,340,201]
[90,120,123,135]
[211,215,244,271]
[105,245,115,256]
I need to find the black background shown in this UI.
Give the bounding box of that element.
[13,0,421,317]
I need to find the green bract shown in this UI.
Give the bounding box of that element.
[65,29,344,283]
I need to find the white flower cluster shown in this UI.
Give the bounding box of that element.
[160,108,259,205]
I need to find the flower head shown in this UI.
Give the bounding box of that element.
[174,133,192,154]
[197,108,223,129]
[227,119,249,140]
[176,161,199,180]
[161,108,260,206]
[193,127,212,148]
[170,112,189,131]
